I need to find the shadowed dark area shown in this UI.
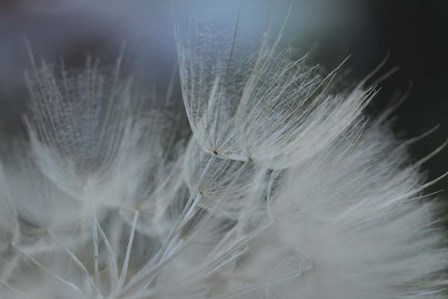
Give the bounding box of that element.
[304,0,448,194]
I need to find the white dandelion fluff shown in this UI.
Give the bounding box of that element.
[176,15,373,169]
[0,5,447,299]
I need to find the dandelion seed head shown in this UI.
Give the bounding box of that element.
[0,5,446,299]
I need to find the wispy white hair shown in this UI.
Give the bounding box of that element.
[0,7,447,299]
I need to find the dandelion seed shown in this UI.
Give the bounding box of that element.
[176,17,373,169]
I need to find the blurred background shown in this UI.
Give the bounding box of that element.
[0,0,447,194]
